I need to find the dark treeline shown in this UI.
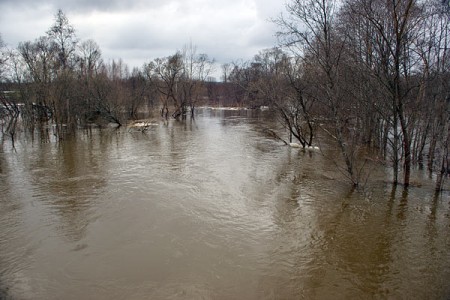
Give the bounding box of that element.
[1,0,449,191]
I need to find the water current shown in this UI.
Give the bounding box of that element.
[1,108,449,299]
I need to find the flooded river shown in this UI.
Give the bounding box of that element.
[1,109,450,299]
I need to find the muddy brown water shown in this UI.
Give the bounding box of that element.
[1,108,449,299]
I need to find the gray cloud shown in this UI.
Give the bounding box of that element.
[0,0,286,72]
[0,0,161,13]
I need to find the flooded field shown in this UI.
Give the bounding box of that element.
[1,108,450,299]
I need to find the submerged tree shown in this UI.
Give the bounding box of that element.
[345,0,422,187]
[144,53,184,119]
[229,47,318,147]
[276,0,364,186]
[277,54,317,147]
[179,42,214,118]
[271,0,450,189]
[144,45,214,120]
[419,0,450,191]
[126,67,154,120]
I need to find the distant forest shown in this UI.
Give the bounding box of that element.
[0,0,449,190]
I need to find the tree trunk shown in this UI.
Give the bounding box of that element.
[392,114,399,185]
[399,111,411,188]
[435,155,446,192]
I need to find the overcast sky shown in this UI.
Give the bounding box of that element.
[0,0,287,77]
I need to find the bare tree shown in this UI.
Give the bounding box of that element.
[221,63,231,83]
[0,34,7,81]
[144,46,213,120]
[126,67,154,119]
[0,92,20,147]
[76,39,103,119]
[0,37,20,147]
[78,39,103,78]
[47,9,78,71]
[277,54,317,147]
[18,36,55,120]
[276,0,364,186]
[179,42,214,118]
[228,59,264,108]
[418,0,450,191]
[144,53,184,119]
[83,61,123,127]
